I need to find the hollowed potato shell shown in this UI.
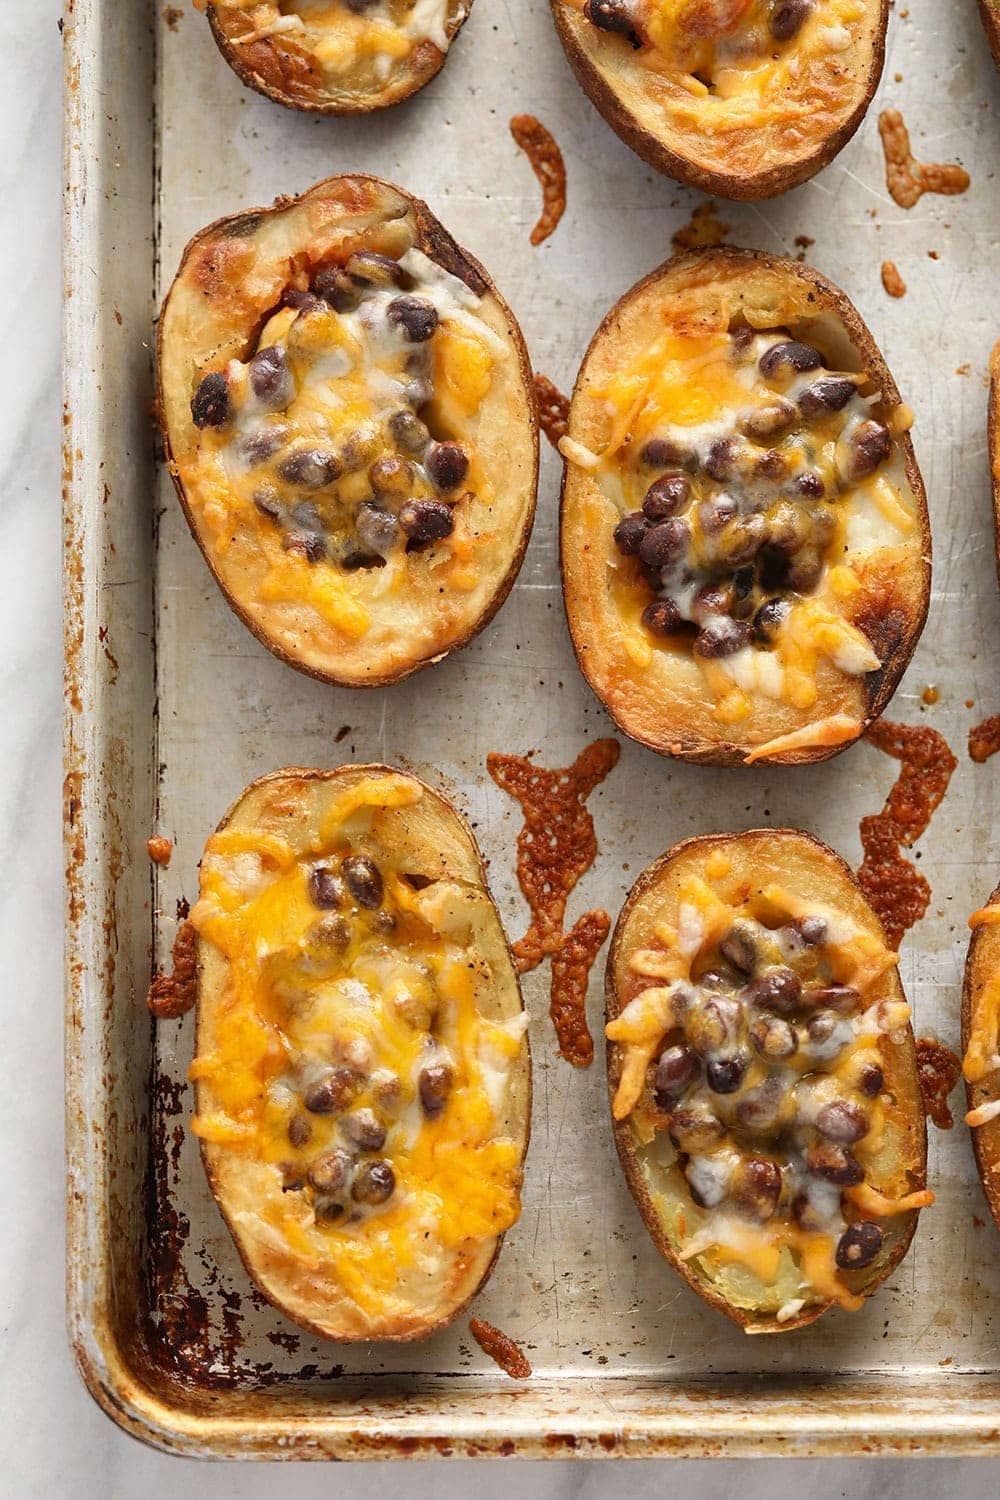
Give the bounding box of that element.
[550,0,887,199]
[605,828,928,1334]
[963,880,1000,1232]
[207,1,472,114]
[559,248,931,766]
[157,174,538,688]
[194,764,532,1342]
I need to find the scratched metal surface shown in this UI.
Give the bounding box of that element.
[66,0,1000,1459]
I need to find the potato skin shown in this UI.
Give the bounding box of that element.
[193,764,532,1343]
[605,829,929,1333]
[157,175,538,689]
[207,1,472,115]
[962,880,1000,1233]
[559,248,931,766]
[550,0,888,199]
[980,1,1000,71]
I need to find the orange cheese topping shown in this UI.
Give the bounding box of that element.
[189,777,526,1305]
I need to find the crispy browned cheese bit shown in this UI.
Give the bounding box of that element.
[488,739,620,1065]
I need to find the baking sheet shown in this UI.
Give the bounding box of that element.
[64,0,1000,1458]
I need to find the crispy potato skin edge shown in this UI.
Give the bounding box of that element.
[558,248,931,766]
[604,828,928,1333]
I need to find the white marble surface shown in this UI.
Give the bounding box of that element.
[3,0,996,1492]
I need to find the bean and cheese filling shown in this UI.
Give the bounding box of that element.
[208,0,457,90]
[565,322,914,725]
[964,903,1000,1128]
[577,0,866,130]
[189,775,527,1305]
[608,864,930,1311]
[185,243,501,630]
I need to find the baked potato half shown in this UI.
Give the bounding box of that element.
[605,829,931,1333]
[962,884,1000,1231]
[203,0,472,114]
[158,175,538,688]
[189,764,531,1342]
[559,249,930,766]
[550,0,888,198]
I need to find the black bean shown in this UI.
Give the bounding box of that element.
[731,566,756,617]
[798,914,828,945]
[835,1221,883,1271]
[714,516,767,567]
[816,1098,869,1144]
[346,249,406,287]
[308,1148,352,1195]
[691,583,734,624]
[720,921,758,975]
[279,448,341,489]
[792,1190,824,1231]
[345,0,378,12]
[808,984,861,1013]
[735,1076,786,1133]
[613,511,648,556]
[283,530,327,563]
[693,617,752,659]
[858,1062,885,1097]
[744,968,802,1015]
[304,1067,363,1115]
[753,596,790,645]
[706,1052,750,1095]
[584,0,638,37]
[342,1108,387,1151]
[399,498,455,542]
[653,1043,699,1103]
[844,419,892,480]
[806,1010,841,1047]
[698,493,739,534]
[667,1107,725,1153]
[387,295,439,343]
[730,324,755,353]
[352,1159,396,1204]
[738,398,797,440]
[639,517,690,568]
[731,1156,782,1221]
[254,486,281,520]
[309,866,346,910]
[342,853,383,909]
[643,473,690,520]
[769,0,812,41]
[283,288,323,314]
[687,993,742,1056]
[426,441,469,491]
[313,263,359,312]
[798,376,856,421]
[243,426,289,467]
[355,501,400,558]
[751,1014,798,1060]
[705,436,741,481]
[810,506,837,547]
[341,549,386,571]
[756,449,791,482]
[389,409,431,455]
[807,1142,864,1186]
[249,345,293,408]
[419,1063,454,1118]
[767,501,811,555]
[759,340,823,378]
[641,598,685,636]
[794,470,826,500]
[784,545,824,593]
[696,968,734,992]
[369,455,413,499]
[640,436,698,471]
[191,370,231,428]
[288,1114,312,1148]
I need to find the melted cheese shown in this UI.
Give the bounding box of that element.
[213,0,456,83]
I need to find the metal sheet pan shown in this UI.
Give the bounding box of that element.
[63,0,1000,1459]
